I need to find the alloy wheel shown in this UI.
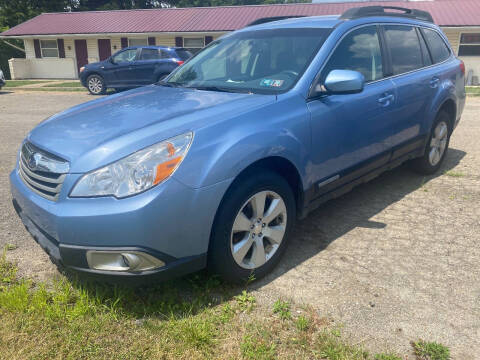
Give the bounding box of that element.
[88,76,103,94]
[429,121,448,166]
[230,190,287,270]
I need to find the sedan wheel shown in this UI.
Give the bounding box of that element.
[230,191,287,270]
[87,75,105,95]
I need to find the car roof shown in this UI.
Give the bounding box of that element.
[242,15,342,31]
[238,13,436,33]
[124,45,185,51]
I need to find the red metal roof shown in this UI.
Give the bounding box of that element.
[1,0,479,37]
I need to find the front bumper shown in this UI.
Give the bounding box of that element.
[10,169,231,282]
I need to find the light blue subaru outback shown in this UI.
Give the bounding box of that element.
[10,6,466,283]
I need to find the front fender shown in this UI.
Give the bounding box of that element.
[173,95,311,190]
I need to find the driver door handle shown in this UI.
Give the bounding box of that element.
[378,93,394,107]
[430,77,440,88]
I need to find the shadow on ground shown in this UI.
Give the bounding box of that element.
[63,148,466,312]
[251,148,466,289]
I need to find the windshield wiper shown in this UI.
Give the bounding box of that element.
[156,81,183,88]
[187,85,251,94]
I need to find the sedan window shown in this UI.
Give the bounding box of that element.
[140,49,161,60]
[112,49,138,63]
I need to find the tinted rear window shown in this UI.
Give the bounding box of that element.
[175,49,193,61]
[418,29,433,66]
[422,28,451,63]
[384,25,424,75]
[139,48,161,60]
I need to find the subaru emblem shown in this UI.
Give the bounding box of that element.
[27,153,42,171]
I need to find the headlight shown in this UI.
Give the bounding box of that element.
[0,70,4,80]
[70,132,193,198]
[79,66,85,73]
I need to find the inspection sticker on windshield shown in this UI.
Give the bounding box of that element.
[260,79,284,87]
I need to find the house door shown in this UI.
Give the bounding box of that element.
[74,40,88,74]
[98,39,111,61]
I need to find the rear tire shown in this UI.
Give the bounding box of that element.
[411,111,451,175]
[86,74,106,95]
[208,169,296,283]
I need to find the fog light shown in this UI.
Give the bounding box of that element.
[86,250,165,272]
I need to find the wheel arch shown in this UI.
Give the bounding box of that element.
[209,155,305,238]
[437,98,457,131]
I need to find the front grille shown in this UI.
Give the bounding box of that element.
[18,142,69,201]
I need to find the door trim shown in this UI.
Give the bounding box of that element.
[300,135,426,218]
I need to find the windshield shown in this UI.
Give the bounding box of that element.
[166,28,331,94]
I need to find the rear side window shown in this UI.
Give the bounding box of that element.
[323,25,383,82]
[139,48,161,60]
[175,49,193,61]
[418,29,433,66]
[384,25,424,75]
[422,28,451,63]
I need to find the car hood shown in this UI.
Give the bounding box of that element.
[84,60,106,69]
[27,85,276,173]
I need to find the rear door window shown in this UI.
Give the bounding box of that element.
[417,28,433,66]
[422,28,451,63]
[322,25,384,83]
[139,48,161,60]
[175,49,193,61]
[384,25,424,75]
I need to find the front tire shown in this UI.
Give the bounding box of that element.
[208,170,296,283]
[411,111,451,175]
[86,74,106,95]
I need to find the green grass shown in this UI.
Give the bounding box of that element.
[273,299,292,320]
[4,80,51,87]
[241,331,276,360]
[374,354,402,360]
[43,81,83,88]
[466,86,480,95]
[12,87,87,92]
[0,254,455,359]
[295,315,310,331]
[445,170,465,178]
[412,340,450,360]
[234,289,256,312]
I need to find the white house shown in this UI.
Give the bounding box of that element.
[1,0,480,82]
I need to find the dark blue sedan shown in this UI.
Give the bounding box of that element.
[79,46,192,95]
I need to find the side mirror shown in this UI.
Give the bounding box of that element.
[109,57,116,64]
[323,70,365,95]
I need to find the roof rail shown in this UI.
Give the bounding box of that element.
[246,16,305,27]
[340,6,434,23]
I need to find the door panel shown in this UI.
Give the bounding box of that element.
[308,25,398,186]
[308,79,397,184]
[74,40,88,74]
[98,39,112,61]
[133,48,162,84]
[382,25,432,148]
[111,48,139,86]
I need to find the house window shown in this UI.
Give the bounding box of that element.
[128,38,148,47]
[183,38,205,54]
[40,40,59,58]
[459,33,480,56]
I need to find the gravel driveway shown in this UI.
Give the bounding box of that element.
[0,90,479,358]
